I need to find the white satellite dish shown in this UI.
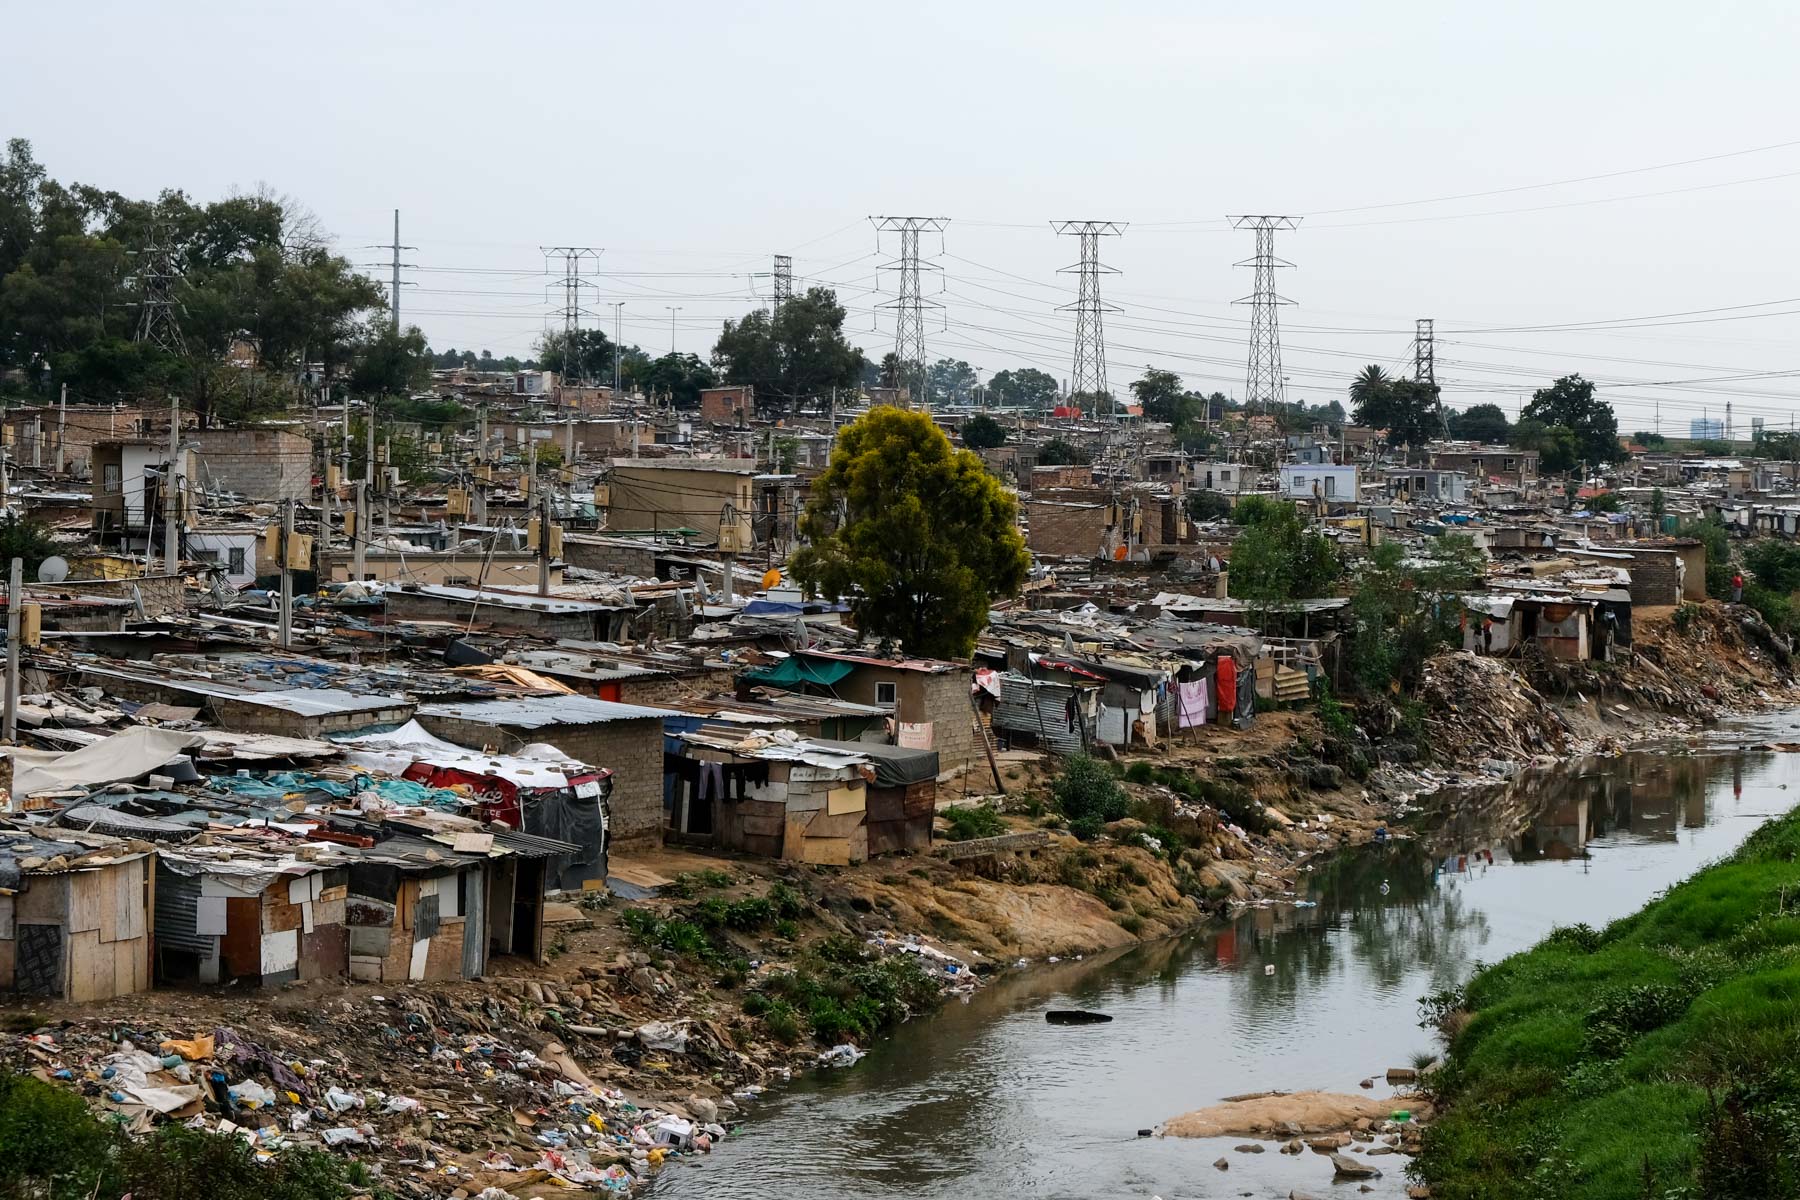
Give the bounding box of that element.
[37,556,68,584]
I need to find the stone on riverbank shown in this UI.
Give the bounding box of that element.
[1331,1152,1382,1178]
[1163,1091,1419,1138]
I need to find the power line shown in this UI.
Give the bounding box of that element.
[873,217,949,407]
[1051,221,1124,417]
[1229,216,1300,415]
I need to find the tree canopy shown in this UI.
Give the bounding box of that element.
[1522,374,1620,465]
[1344,534,1486,694]
[791,406,1030,659]
[961,413,1006,449]
[927,358,978,405]
[0,138,387,423]
[1226,500,1341,607]
[1511,417,1579,474]
[1035,437,1088,466]
[711,288,864,414]
[636,352,717,407]
[1348,364,1440,450]
[1449,403,1511,444]
[987,367,1059,410]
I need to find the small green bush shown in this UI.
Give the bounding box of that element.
[1053,753,1130,839]
[943,804,1006,841]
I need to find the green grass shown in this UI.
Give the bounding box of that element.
[1418,806,1800,1200]
[942,803,1007,841]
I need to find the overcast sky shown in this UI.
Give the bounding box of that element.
[10,0,1800,434]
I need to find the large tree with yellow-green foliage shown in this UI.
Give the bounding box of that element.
[792,406,1030,658]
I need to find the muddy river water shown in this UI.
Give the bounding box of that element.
[656,714,1800,1199]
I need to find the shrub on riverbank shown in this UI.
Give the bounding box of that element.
[1416,806,1800,1199]
[0,1069,366,1200]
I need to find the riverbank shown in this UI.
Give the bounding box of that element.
[1415,798,1800,1200]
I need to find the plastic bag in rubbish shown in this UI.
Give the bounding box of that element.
[321,1127,367,1146]
[635,1021,688,1054]
[383,1095,423,1114]
[324,1086,363,1112]
[229,1080,277,1109]
[817,1044,865,1068]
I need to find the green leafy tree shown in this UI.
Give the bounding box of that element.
[1035,437,1088,466]
[961,413,1007,449]
[1679,514,1734,599]
[1226,500,1342,607]
[1650,488,1666,519]
[1344,534,1486,695]
[712,287,864,414]
[0,515,58,577]
[1693,438,1733,456]
[987,367,1059,410]
[1450,402,1511,444]
[536,327,617,382]
[348,323,430,397]
[927,358,978,404]
[1586,491,1621,513]
[636,351,716,407]
[1348,363,1440,451]
[1511,417,1579,474]
[791,407,1030,658]
[1635,430,1668,449]
[1522,374,1620,465]
[1186,490,1233,522]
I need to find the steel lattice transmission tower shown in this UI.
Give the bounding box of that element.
[771,254,793,312]
[1228,215,1300,415]
[1052,221,1125,417]
[540,246,602,384]
[1414,318,1436,386]
[873,216,948,407]
[133,218,186,355]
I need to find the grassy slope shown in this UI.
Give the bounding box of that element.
[1418,808,1800,1200]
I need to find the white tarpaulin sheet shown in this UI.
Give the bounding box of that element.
[340,720,579,788]
[6,726,205,800]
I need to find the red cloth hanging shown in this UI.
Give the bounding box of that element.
[1216,656,1238,715]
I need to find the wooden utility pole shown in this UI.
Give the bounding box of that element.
[4,557,20,743]
[164,397,181,576]
[278,499,295,648]
[352,481,367,581]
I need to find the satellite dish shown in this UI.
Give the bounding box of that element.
[37,557,68,584]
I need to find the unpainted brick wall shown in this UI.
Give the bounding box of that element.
[416,714,666,848]
[194,430,312,501]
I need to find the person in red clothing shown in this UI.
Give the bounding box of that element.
[1733,572,1744,603]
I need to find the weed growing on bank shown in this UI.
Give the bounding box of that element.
[1416,805,1800,1200]
[0,1069,381,1200]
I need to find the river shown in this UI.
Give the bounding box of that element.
[655,716,1800,1199]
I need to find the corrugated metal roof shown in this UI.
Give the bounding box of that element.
[416,695,674,728]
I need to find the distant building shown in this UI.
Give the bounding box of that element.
[1690,417,1724,440]
[699,385,753,424]
[1278,463,1358,503]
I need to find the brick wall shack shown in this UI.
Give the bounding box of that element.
[193,428,312,501]
[414,699,670,848]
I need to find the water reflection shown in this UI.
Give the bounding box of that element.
[656,740,1800,1200]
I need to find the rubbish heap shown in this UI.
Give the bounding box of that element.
[10,986,754,1197]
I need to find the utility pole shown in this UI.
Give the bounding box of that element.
[389,210,404,330]
[531,441,551,596]
[56,383,67,475]
[873,216,950,409]
[1052,221,1125,419]
[1228,216,1301,419]
[665,306,682,353]
[352,481,367,582]
[541,246,602,386]
[3,557,19,743]
[164,397,181,576]
[319,423,334,581]
[473,402,489,522]
[278,499,294,648]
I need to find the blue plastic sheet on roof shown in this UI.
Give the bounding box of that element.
[209,771,470,808]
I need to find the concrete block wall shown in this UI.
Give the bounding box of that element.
[194,429,312,502]
[920,672,976,775]
[416,715,666,849]
[1026,499,1107,557]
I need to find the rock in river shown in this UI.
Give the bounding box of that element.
[1331,1153,1382,1179]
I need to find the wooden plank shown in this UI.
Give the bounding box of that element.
[97,867,118,941]
[0,937,12,989]
[826,784,866,816]
[113,936,136,997]
[800,836,852,866]
[115,864,144,941]
[65,929,101,1002]
[782,813,811,860]
[66,873,101,933]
